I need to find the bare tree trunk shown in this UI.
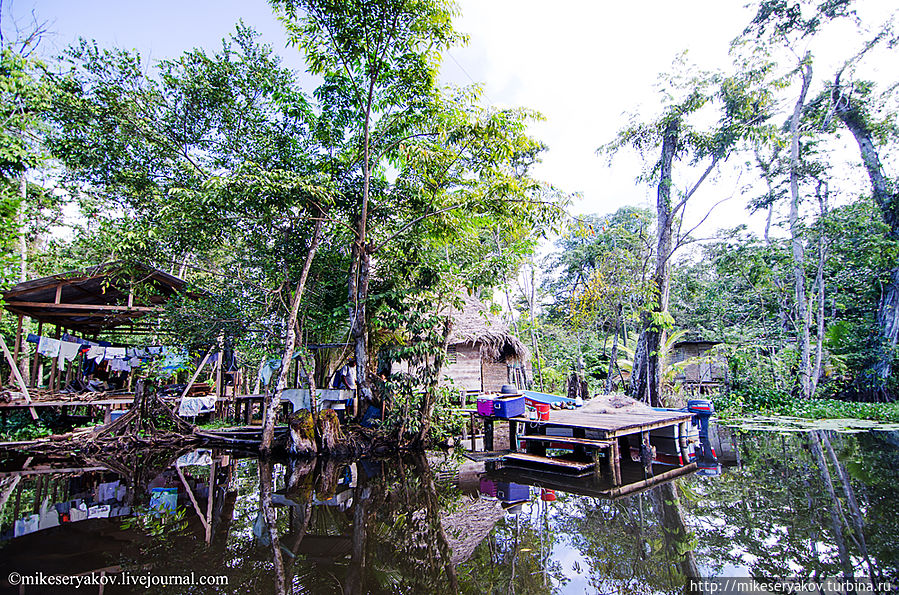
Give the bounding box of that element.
[526,265,544,391]
[833,79,899,397]
[632,118,677,407]
[606,304,621,394]
[811,182,828,397]
[18,175,27,283]
[417,315,453,445]
[259,459,287,595]
[789,61,813,400]
[820,432,880,582]
[261,219,324,454]
[808,431,854,579]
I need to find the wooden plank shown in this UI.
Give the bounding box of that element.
[31,319,42,386]
[0,398,134,408]
[503,452,595,473]
[0,466,108,478]
[0,334,38,419]
[604,463,698,499]
[5,301,161,312]
[462,449,510,463]
[519,434,613,448]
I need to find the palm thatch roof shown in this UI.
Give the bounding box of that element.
[441,496,506,565]
[446,292,528,362]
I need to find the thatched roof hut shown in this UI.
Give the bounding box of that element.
[442,293,530,393]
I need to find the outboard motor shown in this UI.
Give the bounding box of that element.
[687,398,719,475]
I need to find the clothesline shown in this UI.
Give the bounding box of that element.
[25,333,193,374]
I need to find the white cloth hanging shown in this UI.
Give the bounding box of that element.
[37,336,61,358]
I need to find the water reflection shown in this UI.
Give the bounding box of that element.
[0,428,895,594]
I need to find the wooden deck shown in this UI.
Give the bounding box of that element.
[470,405,695,487]
[484,461,699,500]
[492,408,694,439]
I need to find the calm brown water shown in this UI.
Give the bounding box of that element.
[0,427,896,594]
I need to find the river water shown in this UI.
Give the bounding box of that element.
[0,426,896,594]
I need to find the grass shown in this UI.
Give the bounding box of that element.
[712,391,899,423]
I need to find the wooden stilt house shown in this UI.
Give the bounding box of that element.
[440,293,530,394]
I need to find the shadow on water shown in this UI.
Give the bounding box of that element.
[0,427,896,594]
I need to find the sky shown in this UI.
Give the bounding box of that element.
[4,0,895,244]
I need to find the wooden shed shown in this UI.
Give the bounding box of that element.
[440,293,529,393]
[667,340,727,393]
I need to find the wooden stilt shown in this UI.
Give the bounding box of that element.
[206,460,216,544]
[610,439,621,486]
[11,315,23,384]
[677,422,690,465]
[640,430,653,474]
[30,320,42,386]
[484,418,494,451]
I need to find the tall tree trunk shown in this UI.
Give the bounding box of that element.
[808,431,854,579]
[632,118,678,407]
[260,219,324,454]
[606,304,621,394]
[789,61,813,400]
[417,315,453,445]
[259,459,288,595]
[820,432,880,582]
[18,175,27,283]
[811,181,828,397]
[526,265,544,391]
[833,80,899,397]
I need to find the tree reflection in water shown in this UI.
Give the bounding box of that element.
[0,429,896,593]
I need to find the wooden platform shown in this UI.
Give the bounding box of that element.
[492,408,694,439]
[485,461,699,500]
[502,452,594,475]
[518,434,613,448]
[471,405,694,487]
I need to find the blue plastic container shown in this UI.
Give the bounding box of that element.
[493,395,525,418]
[496,482,529,502]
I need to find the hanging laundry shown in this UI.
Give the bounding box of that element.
[38,499,60,530]
[26,333,39,344]
[178,395,217,417]
[58,341,81,370]
[37,336,61,358]
[129,356,142,367]
[107,358,127,372]
[86,345,106,364]
[258,357,282,387]
[14,514,40,537]
[147,346,164,356]
[88,504,111,519]
[98,481,120,502]
[104,346,126,360]
[69,503,88,522]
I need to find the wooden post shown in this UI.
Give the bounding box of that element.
[0,334,38,419]
[483,418,494,451]
[11,315,23,383]
[215,351,223,421]
[610,439,621,486]
[30,320,42,386]
[640,431,653,474]
[677,421,690,466]
[205,459,216,544]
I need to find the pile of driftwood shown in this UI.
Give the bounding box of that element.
[24,379,202,454]
[0,387,129,404]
